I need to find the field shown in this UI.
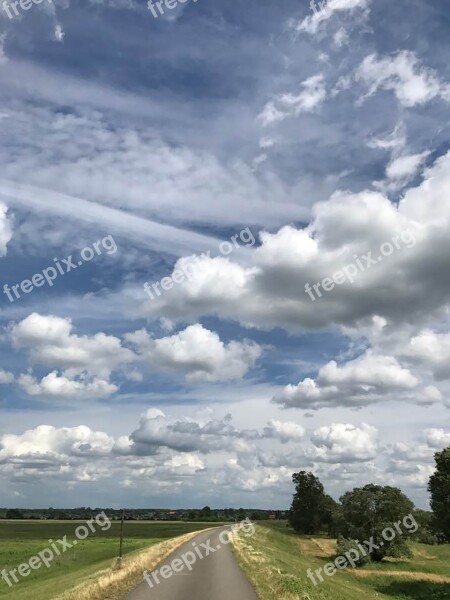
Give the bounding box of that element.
[232,521,450,600]
[0,520,214,600]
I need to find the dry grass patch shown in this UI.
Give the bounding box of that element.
[414,547,437,560]
[311,538,336,558]
[297,537,335,558]
[349,570,450,583]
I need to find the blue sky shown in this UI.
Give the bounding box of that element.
[0,0,449,510]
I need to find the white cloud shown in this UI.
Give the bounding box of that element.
[11,313,135,378]
[425,428,450,449]
[126,324,262,383]
[0,202,12,257]
[386,152,429,181]
[54,24,65,43]
[423,386,443,403]
[310,423,378,462]
[18,372,118,399]
[0,425,115,465]
[404,464,435,487]
[129,410,259,455]
[0,370,14,384]
[297,0,369,35]
[0,419,207,487]
[134,151,450,344]
[367,123,406,151]
[258,75,326,127]
[274,351,418,410]
[257,101,286,127]
[0,103,305,230]
[357,51,448,107]
[279,75,326,113]
[263,419,306,443]
[404,330,450,381]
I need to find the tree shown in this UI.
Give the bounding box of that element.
[237,508,246,521]
[322,494,339,533]
[339,484,415,561]
[200,506,212,520]
[428,446,450,542]
[289,471,327,534]
[6,509,24,519]
[412,509,439,545]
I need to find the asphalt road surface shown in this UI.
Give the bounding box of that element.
[126,527,259,600]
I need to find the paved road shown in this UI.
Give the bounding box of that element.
[126,527,259,600]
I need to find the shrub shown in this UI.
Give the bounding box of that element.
[336,535,371,567]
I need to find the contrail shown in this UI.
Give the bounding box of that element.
[0,179,228,258]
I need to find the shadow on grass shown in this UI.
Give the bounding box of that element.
[376,580,450,599]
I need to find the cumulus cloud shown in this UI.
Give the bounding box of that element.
[11,313,135,378]
[9,313,136,400]
[129,410,259,455]
[18,372,118,399]
[135,151,450,342]
[274,351,418,410]
[404,330,450,381]
[310,423,378,462]
[425,428,450,449]
[0,421,205,485]
[357,51,449,107]
[263,419,306,443]
[126,324,262,383]
[385,428,450,487]
[0,425,115,466]
[258,75,326,126]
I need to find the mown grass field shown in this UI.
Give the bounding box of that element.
[0,520,214,600]
[232,521,450,600]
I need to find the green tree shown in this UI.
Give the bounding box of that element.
[6,509,24,519]
[322,494,339,533]
[200,506,213,520]
[237,508,246,521]
[428,446,450,542]
[289,471,327,534]
[339,484,415,561]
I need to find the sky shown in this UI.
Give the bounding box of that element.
[0,0,449,510]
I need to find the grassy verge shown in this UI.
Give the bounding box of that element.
[231,521,450,600]
[0,520,216,600]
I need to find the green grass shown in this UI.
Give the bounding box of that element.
[232,521,450,600]
[0,520,214,600]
